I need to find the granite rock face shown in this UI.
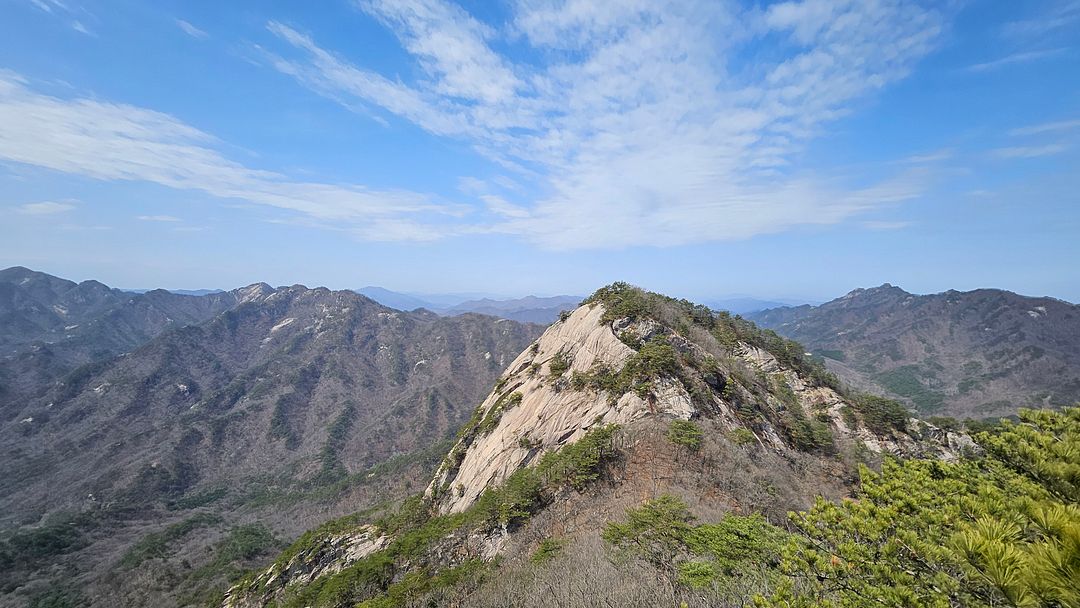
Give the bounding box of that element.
[427,303,695,514]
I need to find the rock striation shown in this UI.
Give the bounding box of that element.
[426,303,694,514]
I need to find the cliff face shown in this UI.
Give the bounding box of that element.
[426,303,694,514]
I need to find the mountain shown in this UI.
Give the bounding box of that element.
[443,295,582,324]
[222,283,970,608]
[747,284,1080,419]
[355,287,439,312]
[0,267,248,404]
[359,287,583,324]
[0,280,542,607]
[125,288,227,297]
[705,296,813,315]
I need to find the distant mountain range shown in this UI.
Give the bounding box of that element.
[124,288,226,297]
[357,288,811,322]
[706,296,816,315]
[357,287,582,324]
[748,284,1080,419]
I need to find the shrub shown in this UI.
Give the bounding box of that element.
[605,495,790,590]
[119,513,223,568]
[727,427,757,446]
[530,538,565,563]
[603,495,696,567]
[927,415,960,432]
[536,424,618,490]
[476,392,523,435]
[667,420,704,451]
[548,351,571,377]
[854,395,909,434]
[765,407,1080,607]
[623,338,681,381]
[583,282,654,323]
[570,364,620,394]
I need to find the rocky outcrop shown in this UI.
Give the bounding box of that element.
[427,303,694,514]
[736,343,969,461]
[429,298,969,515]
[222,526,388,608]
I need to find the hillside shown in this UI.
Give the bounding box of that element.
[748,284,1080,419]
[0,267,250,405]
[222,283,976,608]
[0,281,542,607]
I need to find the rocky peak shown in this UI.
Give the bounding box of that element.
[426,302,694,514]
[232,282,276,303]
[426,283,962,516]
[219,282,972,608]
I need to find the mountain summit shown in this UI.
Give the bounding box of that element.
[224,283,966,607]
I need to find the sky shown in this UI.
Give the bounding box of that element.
[0,0,1078,303]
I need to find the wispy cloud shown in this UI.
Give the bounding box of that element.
[861,220,912,231]
[70,20,93,36]
[28,0,68,13]
[137,215,182,222]
[265,0,949,249]
[1003,0,1080,38]
[176,19,208,39]
[993,143,1069,159]
[0,71,460,240]
[58,223,111,231]
[17,200,75,215]
[1010,118,1080,136]
[901,149,954,164]
[27,0,94,36]
[967,48,1067,72]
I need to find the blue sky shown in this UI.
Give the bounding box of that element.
[1,0,1078,302]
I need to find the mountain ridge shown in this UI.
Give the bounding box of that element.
[0,272,544,607]
[222,282,969,608]
[748,283,1080,418]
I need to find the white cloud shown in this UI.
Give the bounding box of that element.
[17,201,75,215]
[70,20,93,36]
[176,19,208,39]
[861,220,912,230]
[480,194,530,218]
[266,0,948,248]
[0,71,459,240]
[357,0,521,104]
[137,215,182,222]
[28,0,68,13]
[901,149,954,164]
[1010,118,1080,136]
[967,48,1066,72]
[993,144,1069,159]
